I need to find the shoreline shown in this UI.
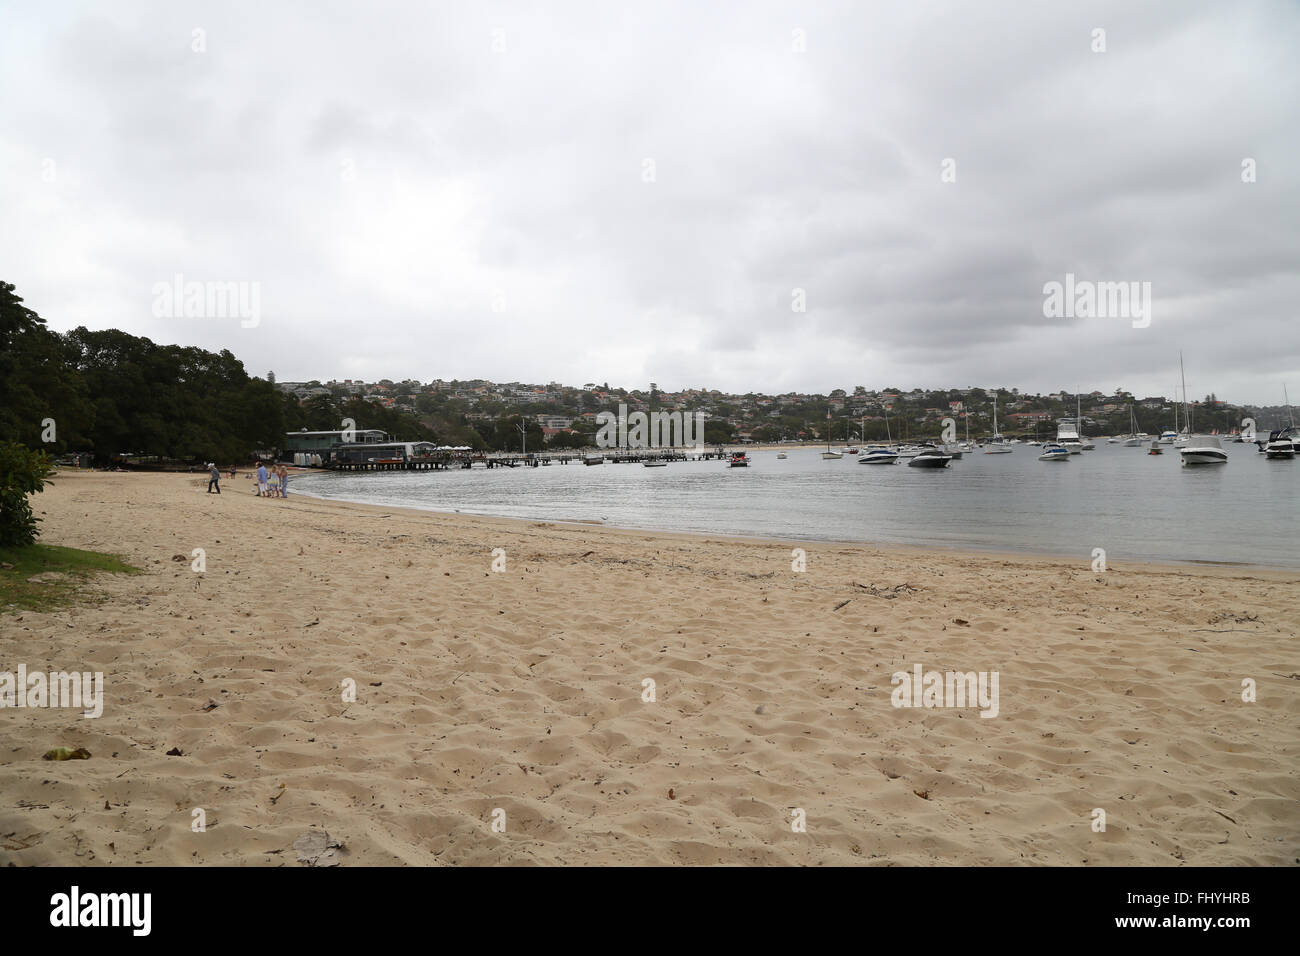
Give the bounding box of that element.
[3,471,1296,866]
[286,479,1300,579]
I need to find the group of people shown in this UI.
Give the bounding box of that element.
[205,461,290,498]
[254,461,290,498]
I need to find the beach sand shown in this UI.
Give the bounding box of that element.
[1,470,1296,866]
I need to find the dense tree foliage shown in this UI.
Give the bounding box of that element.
[1,281,282,464]
[0,282,91,451]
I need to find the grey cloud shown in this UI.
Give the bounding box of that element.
[1,0,1295,400]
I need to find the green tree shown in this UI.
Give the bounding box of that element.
[0,282,91,452]
[0,441,54,546]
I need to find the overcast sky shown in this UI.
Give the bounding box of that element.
[3,1,1296,404]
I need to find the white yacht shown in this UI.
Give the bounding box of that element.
[857,446,899,465]
[821,411,842,459]
[1172,353,1194,447]
[1122,408,1143,446]
[1038,443,1071,461]
[1256,390,1295,459]
[1259,425,1297,460]
[1056,418,1083,454]
[1180,435,1228,465]
[985,395,1014,453]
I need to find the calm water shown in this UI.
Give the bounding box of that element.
[292,443,1299,568]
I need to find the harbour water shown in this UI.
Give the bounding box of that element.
[292,442,1299,569]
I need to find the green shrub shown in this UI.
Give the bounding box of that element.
[0,441,54,546]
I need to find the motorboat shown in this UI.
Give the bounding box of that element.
[583,454,604,465]
[776,452,788,459]
[1038,443,1071,461]
[857,446,899,465]
[729,452,750,467]
[1158,430,1177,444]
[907,447,952,468]
[1258,425,1297,459]
[643,459,668,468]
[1148,441,1163,455]
[1180,435,1228,465]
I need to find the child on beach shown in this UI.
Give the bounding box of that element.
[277,464,289,498]
[267,469,281,497]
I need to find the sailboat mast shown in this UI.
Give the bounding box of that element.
[1180,351,1190,432]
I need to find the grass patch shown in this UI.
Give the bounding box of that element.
[0,543,141,614]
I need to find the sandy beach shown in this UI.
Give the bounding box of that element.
[1,470,1296,866]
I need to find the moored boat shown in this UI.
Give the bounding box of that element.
[857,446,899,465]
[907,447,952,468]
[1056,405,1082,453]
[986,395,1014,453]
[1180,435,1228,465]
[1038,443,1071,461]
[1259,425,1297,459]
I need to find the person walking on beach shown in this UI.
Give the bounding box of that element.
[207,462,221,494]
[277,464,289,498]
[256,461,269,497]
